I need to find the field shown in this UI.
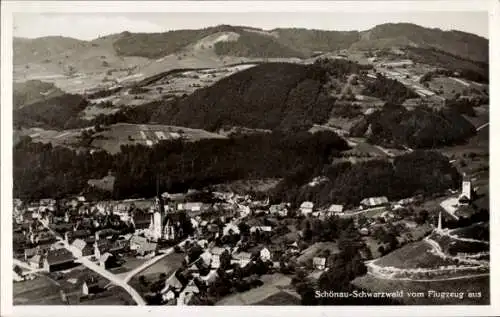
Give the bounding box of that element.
[346,138,391,157]
[352,274,489,304]
[252,290,301,305]
[210,178,282,194]
[428,233,489,254]
[450,222,489,241]
[427,76,472,99]
[128,252,184,296]
[91,123,226,154]
[110,255,149,276]
[373,241,458,269]
[15,123,227,155]
[296,242,340,264]
[13,275,63,305]
[216,273,295,305]
[78,286,135,305]
[15,127,83,148]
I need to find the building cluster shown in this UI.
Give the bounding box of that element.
[13,173,476,304]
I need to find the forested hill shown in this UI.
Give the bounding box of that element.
[13,80,65,110]
[350,104,477,148]
[153,62,366,132]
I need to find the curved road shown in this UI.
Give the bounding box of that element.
[367,271,489,282]
[365,230,489,283]
[38,220,146,305]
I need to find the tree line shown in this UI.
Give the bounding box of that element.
[13,130,348,200]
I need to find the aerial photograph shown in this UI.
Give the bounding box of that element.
[11,10,489,306]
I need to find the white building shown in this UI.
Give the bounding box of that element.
[300,201,314,216]
[250,226,272,233]
[223,223,240,236]
[328,204,344,215]
[260,247,272,262]
[458,174,472,205]
[313,257,326,270]
[360,196,389,209]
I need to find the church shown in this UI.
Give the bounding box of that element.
[145,196,186,242]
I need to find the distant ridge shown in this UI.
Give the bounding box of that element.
[14,22,489,64]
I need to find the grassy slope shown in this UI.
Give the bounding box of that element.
[353,274,489,304]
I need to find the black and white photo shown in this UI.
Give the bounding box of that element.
[1,1,498,316]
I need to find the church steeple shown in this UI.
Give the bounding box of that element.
[437,212,443,233]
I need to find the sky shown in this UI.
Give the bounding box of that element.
[13,11,489,41]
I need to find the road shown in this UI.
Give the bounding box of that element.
[122,206,249,283]
[366,271,489,282]
[439,197,460,220]
[365,230,489,282]
[73,254,146,305]
[36,199,251,304]
[476,122,489,131]
[424,235,488,266]
[374,145,395,158]
[38,220,147,305]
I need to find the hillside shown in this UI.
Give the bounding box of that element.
[14,23,488,66]
[350,104,477,148]
[13,36,87,64]
[14,93,89,130]
[214,30,305,58]
[271,28,360,54]
[153,62,335,131]
[13,80,65,109]
[273,150,460,207]
[356,23,488,63]
[405,46,489,83]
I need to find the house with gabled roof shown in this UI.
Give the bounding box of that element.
[300,201,314,216]
[360,196,389,209]
[328,204,344,215]
[45,249,75,272]
[260,247,272,262]
[313,257,327,271]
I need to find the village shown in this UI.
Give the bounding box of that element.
[12,171,481,306]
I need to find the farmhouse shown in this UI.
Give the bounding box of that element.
[360,196,389,209]
[300,201,314,216]
[328,204,344,215]
[269,203,288,217]
[81,276,104,297]
[313,257,327,271]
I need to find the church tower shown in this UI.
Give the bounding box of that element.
[94,240,100,259]
[437,212,442,233]
[153,198,162,241]
[459,173,472,205]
